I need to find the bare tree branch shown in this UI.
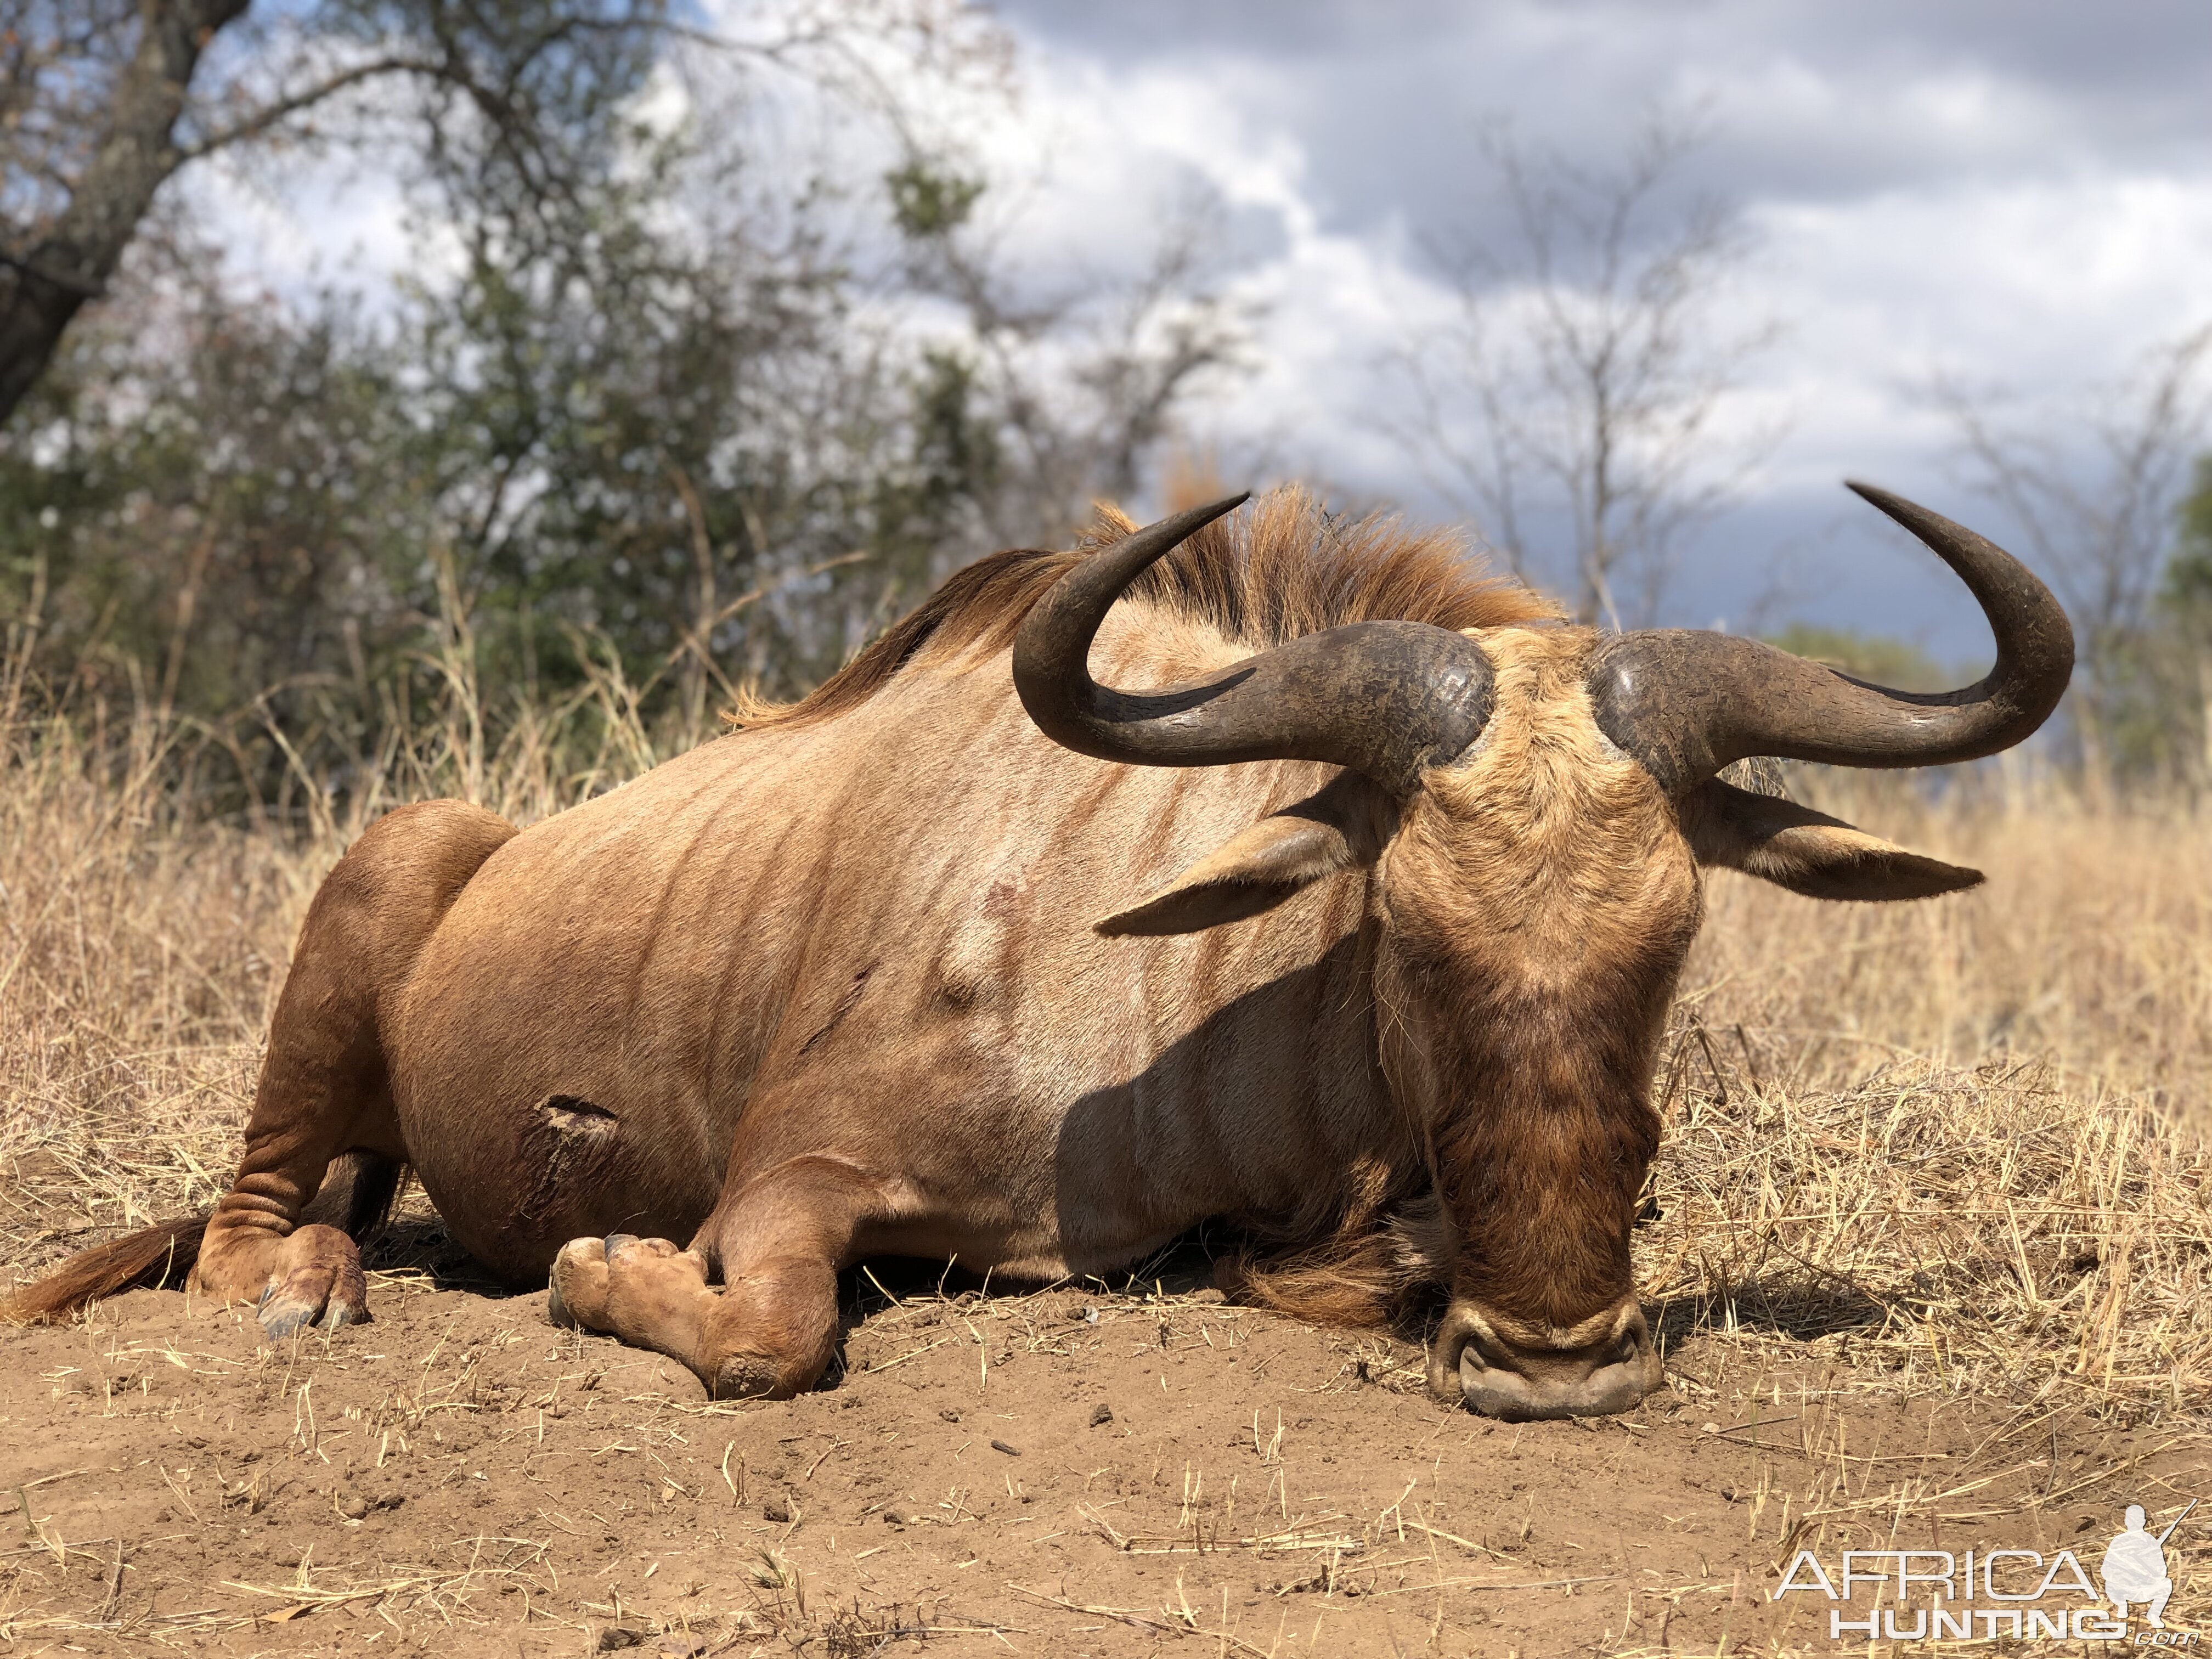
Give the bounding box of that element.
[1929,323,2212,786]
[1379,110,1781,626]
[0,0,251,421]
[178,51,450,158]
[887,149,1253,548]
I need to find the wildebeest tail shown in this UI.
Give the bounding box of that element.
[0,1214,208,1324]
[0,1151,405,1325]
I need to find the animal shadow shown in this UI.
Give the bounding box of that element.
[1650,1270,1888,1354]
[360,1216,510,1295]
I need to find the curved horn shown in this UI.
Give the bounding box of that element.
[1013,494,1497,795]
[1588,482,2074,792]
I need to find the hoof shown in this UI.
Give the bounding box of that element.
[548,1236,610,1330]
[257,1260,370,1340]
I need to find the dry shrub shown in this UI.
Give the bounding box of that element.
[3,674,2208,1418]
[0,712,306,1236]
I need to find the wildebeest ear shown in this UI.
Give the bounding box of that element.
[1096,772,1393,936]
[1680,778,1983,902]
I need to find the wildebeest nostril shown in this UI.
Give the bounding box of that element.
[1461,1326,1521,1378]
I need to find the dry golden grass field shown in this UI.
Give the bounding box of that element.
[4,673,2212,1657]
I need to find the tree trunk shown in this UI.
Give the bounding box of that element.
[0,0,251,426]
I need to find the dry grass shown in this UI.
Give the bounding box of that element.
[1657,765,2212,1421]
[4,656,2211,1437]
[0,622,673,1249]
[1694,766,2212,1111]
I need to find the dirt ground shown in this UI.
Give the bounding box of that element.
[5,1222,2209,1659]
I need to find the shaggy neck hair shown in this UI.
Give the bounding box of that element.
[732,487,1558,730]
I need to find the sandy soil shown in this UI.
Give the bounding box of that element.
[5,1232,2209,1659]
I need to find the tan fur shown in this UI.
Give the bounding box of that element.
[1368,629,1698,1333]
[11,488,1979,1417]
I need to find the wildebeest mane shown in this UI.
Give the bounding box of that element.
[733,487,1555,730]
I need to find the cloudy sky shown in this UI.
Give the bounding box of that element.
[211,1,2212,662]
[960,0,2212,658]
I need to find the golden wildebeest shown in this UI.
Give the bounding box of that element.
[5,484,2071,1419]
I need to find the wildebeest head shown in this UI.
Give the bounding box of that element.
[1014,487,2073,1420]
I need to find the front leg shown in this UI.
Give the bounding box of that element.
[548,1154,890,1399]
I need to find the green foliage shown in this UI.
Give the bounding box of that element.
[0,10,1241,816]
[2061,452,2212,782]
[866,347,1001,588]
[0,283,432,730]
[885,161,985,241]
[403,115,871,702]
